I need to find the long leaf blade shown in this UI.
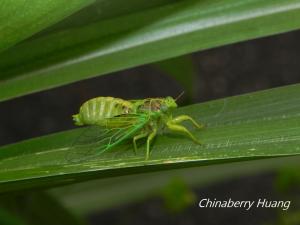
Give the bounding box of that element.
[0,83,300,192]
[0,0,94,52]
[1,0,300,101]
[49,156,300,215]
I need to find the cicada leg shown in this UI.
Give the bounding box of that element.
[166,121,202,145]
[172,115,204,129]
[146,127,157,160]
[133,132,148,154]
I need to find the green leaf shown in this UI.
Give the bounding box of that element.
[0,192,85,225]
[277,210,300,225]
[1,83,300,193]
[1,0,300,101]
[276,167,300,192]
[161,178,196,213]
[40,0,180,34]
[0,207,27,225]
[0,0,94,53]
[50,156,300,215]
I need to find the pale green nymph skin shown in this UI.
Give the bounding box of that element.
[73,97,134,126]
[72,96,203,159]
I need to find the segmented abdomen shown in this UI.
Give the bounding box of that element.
[74,97,133,125]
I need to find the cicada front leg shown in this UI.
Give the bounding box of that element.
[145,127,157,160]
[132,126,157,160]
[133,132,148,154]
[166,115,203,144]
[172,115,204,129]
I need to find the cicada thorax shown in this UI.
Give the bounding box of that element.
[135,98,164,113]
[74,97,134,126]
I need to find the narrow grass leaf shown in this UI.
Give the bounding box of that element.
[0,84,300,192]
[1,0,300,101]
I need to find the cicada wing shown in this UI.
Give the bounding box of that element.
[65,126,110,163]
[66,114,149,163]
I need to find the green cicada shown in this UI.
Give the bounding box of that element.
[71,95,203,161]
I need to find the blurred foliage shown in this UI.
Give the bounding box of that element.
[263,167,300,225]
[160,178,196,213]
[276,167,300,193]
[277,211,300,225]
[0,0,94,52]
[0,192,85,225]
[0,207,27,225]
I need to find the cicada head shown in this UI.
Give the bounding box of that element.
[161,96,177,112]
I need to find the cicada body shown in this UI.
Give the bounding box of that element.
[70,96,203,161]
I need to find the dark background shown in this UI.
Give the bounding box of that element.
[1,29,300,225]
